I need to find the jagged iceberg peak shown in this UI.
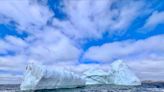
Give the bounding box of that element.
[109,60,141,85]
[20,62,85,90]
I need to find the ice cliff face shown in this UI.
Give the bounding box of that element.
[20,62,85,90]
[109,60,141,85]
[83,68,110,85]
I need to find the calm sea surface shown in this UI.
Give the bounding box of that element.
[0,83,164,92]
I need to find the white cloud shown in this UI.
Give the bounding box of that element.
[47,63,111,75]
[53,0,144,40]
[0,55,27,73]
[0,0,163,81]
[83,34,164,80]
[127,59,164,81]
[0,27,81,73]
[0,36,28,54]
[142,11,164,30]
[26,27,81,64]
[0,0,81,74]
[0,74,22,84]
[0,0,53,31]
[0,0,146,41]
[84,35,164,62]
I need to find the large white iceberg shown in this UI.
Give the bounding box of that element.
[20,60,141,90]
[109,60,141,85]
[20,62,85,90]
[83,68,110,85]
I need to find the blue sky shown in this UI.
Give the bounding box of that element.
[0,0,164,80]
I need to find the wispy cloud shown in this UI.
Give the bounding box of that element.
[84,34,164,62]
[142,11,164,30]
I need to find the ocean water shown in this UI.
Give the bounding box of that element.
[0,83,164,92]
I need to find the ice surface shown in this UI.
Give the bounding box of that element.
[20,62,85,90]
[109,60,141,85]
[83,68,110,85]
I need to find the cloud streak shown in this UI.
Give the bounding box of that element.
[143,11,164,30]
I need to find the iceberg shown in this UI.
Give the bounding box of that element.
[20,60,141,90]
[82,60,141,86]
[83,68,110,85]
[109,60,141,85]
[20,62,85,90]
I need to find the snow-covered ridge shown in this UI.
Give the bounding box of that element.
[20,60,141,90]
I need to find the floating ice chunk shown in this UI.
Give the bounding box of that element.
[109,60,141,85]
[20,62,85,90]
